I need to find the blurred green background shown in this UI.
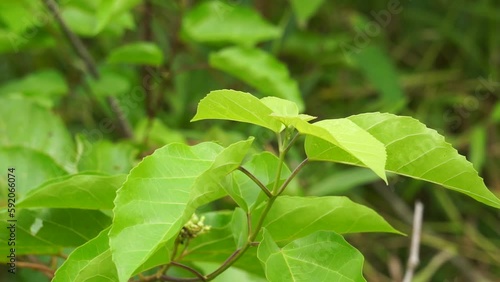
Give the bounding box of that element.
[0,0,499,281]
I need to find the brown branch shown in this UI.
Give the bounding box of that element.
[17,261,55,279]
[44,0,99,79]
[44,0,133,139]
[170,262,206,281]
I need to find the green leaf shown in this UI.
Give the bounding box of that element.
[306,113,500,209]
[261,96,315,121]
[209,47,304,110]
[230,152,292,211]
[0,97,76,173]
[107,42,164,66]
[109,139,253,281]
[272,116,387,182]
[0,209,111,259]
[290,0,326,28]
[258,230,366,282]
[192,89,283,132]
[254,196,401,244]
[18,173,126,209]
[95,0,142,35]
[0,69,68,108]
[182,1,280,46]
[77,138,138,175]
[0,148,68,200]
[87,69,130,98]
[230,208,248,249]
[53,227,118,282]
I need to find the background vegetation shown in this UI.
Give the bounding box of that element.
[0,0,499,281]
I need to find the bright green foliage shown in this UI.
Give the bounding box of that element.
[109,139,253,281]
[255,196,402,244]
[18,174,126,209]
[107,42,164,66]
[210,47,304,110]
[53,227,118,282]
[258,230,366,282]
[181,1,280,46]
[305,113,500,208]
[192,89,283,132]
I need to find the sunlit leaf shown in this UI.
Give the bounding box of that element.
[258,230,366,282]
[305,113,500,209]
[272,116,387,182]
[210,47,304,110]
[254,196,401,244]
[109,139,253,281]
[53,227,118,282]
[192,89,282,132]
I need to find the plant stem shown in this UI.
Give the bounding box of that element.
[170,262,206,281]
[205,196,277,281]
[17,261,54,279]
[271,135,286,195]
[44,0,134,139]
[277,158,308,196]
[283,132,300,155]
[237,166,272,198]
[187,132,303,281]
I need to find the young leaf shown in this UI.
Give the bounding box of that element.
[261,96,315,121]
[53,227,118,282]
[272,115,387,182]
[230,208,248,249]
[18,173,126,209]
[109,139,253,281]
[181,1,280,46]
[192,89,282,132]
[254,196,401,244]
[258,230,366,282]
[305,113,500,209]
[209,47,304,110]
